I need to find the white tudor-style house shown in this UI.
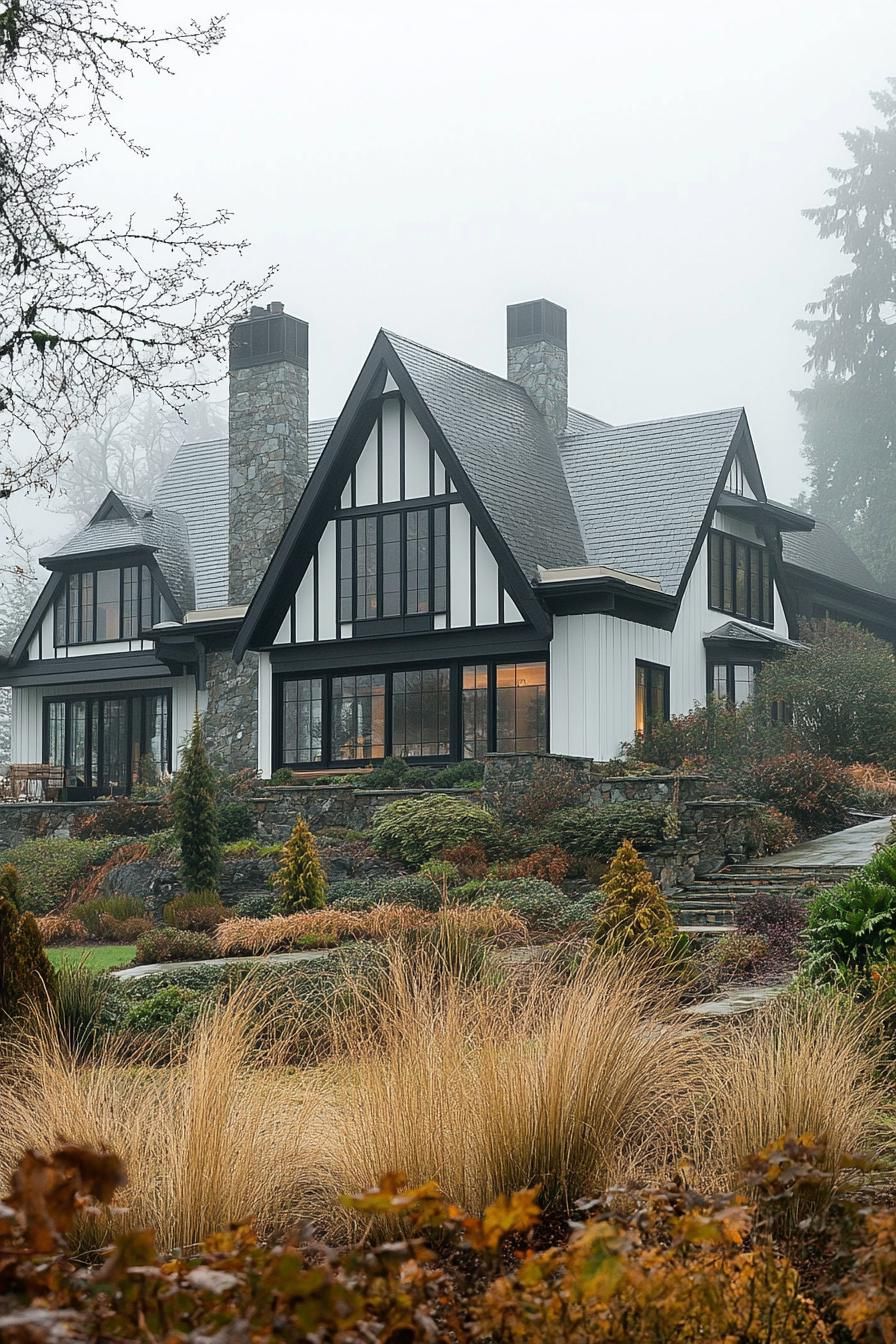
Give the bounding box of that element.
[3,297,896,797]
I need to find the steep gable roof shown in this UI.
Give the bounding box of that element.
[558,407,746,595]
[40,491,195,613]
[386,332,586,578]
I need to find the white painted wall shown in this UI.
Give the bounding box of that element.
[551,517,791,760]
[551,613,672,761]
[10,674,197,770]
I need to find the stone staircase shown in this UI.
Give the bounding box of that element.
[670,863,857,935]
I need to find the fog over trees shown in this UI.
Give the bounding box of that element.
[795,80,896,587]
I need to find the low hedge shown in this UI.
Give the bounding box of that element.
[134,927,216,965]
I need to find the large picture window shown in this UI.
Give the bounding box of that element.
[43,689,171,796]
[338,505,448,628]
[54,565,160,647]
[708,530,774,626]
[277,658,548,768]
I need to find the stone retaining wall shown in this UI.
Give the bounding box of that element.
[249,786,478,841]
[0,800,167,850]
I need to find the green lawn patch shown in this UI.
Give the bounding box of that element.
[47,945,136,972]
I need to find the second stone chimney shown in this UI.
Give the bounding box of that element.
[506,298,568,436]
[228,301,309,606]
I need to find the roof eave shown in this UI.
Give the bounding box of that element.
[717,492,815,533]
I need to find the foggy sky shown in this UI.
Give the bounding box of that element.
[11,0,896,549]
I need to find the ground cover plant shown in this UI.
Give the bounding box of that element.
[0,836,124,915]
[6,1134,896,1343]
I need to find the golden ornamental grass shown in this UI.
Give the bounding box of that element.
[214,903,528,955]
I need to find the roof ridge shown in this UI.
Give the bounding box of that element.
[383,328,532,396]
[563,405,744,440]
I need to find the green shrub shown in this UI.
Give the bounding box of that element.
[270,767,296,785]
[371,793,498,866]
[0,838,123,915]
[172,713,221,892]
[747,752,851,835]
[419,859,460,885]
[134,927,216,965]
[270,816,327,912]
[702,931,771,985]
[68,894,146,941]
[70,798,172,839]
[471,877,578,935]
[145,827,179,859]
[122,984,203,1033]
[235,890,278,920]
[163,890,227,932]
[432,760,483,788]
[540,802,666,862]
[327,875,441,912]
[215,800,255,843]
[358,757,414,789]
[803,869,896,985]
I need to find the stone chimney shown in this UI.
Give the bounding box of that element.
[228,301,309,605]
[506,298,568,436]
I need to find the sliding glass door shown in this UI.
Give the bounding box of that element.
[43,689,171,796]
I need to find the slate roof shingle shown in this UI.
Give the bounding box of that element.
[781,518,891,598]
[385,331,586,578]
[558,407,745,595]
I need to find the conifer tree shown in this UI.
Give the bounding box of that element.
[794,80,896,585]
[0,892,53,1022]
[271,816,327,913]
[595,838,676,952]
[172,713,221,893]
[0,863,21,911]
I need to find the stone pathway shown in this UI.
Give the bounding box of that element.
[750,814,893,868]
[683,982,785,1018]
[113,949,330,981]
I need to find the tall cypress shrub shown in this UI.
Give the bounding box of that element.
[0,879,54,1023]
[172,713,221,892]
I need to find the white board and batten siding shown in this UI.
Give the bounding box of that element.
[274,398,524,646]
[552,516,793,762]
[10,674,197,769]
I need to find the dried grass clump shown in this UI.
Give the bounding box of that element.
[0,989,333,1251]
[215,910,364,955]
[328,948,704,1218]
[696,990,887,1188]
[35,912,87,945]
[437,903,528,944]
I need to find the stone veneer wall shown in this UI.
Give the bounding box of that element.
[506,337,568,437]
[228,360,309,605]
[203,648,259,773]
[0,800,168,850]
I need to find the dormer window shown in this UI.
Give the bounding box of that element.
[54,565,160,647]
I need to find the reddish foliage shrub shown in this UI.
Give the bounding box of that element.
[737,886,808,959]
[489,845,571,884]
[441,840,490,878]
[70,799,172,839]
[35,912,88,945]
[748,752,851,836]
[96,914,152,943]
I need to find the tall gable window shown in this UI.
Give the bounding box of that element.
[54,565,159,647]
[708,530,773,627]
[338,505,448,629]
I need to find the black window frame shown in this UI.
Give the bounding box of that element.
[41,688,173,796]
[335,502,450,636]
[707,529,774,627]
[274,656,549,770]
[53,566,159,648]
[634,659,670,738]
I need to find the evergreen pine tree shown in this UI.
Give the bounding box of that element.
[794,79,896,586]
[271,816,327,913]
[595,838,676,952]
[172,713,221,892]
[0,863,21,911]
[0,895,54,1022]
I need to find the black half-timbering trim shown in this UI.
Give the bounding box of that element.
[269,625,549,674]
[1,650,169,689]
[235,331,550,661]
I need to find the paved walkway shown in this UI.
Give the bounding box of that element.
[751,814,894,868]
[113,949,330,981]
